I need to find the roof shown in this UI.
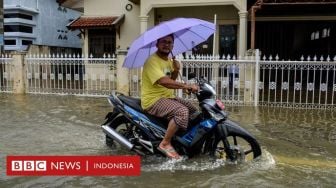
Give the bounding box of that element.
[248,0,336,9]
[67,14,125,30]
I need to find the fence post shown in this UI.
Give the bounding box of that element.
[177,55,183,98]
[254,49,260,106]
[12,52,26,94]
[116,49,130,95]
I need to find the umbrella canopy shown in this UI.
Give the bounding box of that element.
[123,18,215,68]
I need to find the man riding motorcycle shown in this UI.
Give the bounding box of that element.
[141,34,198,159]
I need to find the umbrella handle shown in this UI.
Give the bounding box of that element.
[171,51,186,83]
[170,51,175,60]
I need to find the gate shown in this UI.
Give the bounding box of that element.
[0,55,14,93]
[25,54,117,96]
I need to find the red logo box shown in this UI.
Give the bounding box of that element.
[7,155,141,176]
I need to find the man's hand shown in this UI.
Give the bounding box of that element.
[184,84,199,94]
[189,84,199,93]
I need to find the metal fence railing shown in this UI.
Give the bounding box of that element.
[259,59,336,109]
[25,54,117,96]
[3,51,336,109]
[0,55,14,93]
[129,53,336,109]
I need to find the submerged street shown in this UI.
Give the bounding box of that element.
[0,94,335,187]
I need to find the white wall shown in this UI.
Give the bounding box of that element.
[155,5,238,23]
[37,0,81,48]
[141,0,245,15]
[83,0,140,51]
[4,0,81,51]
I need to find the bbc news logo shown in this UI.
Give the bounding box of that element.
[7,156,141,176]
[11,160,47,171]
[10,160,79,172]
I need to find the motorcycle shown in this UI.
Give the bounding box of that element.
[101,73,262,162]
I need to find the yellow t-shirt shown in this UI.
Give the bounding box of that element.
[141,53,175,110]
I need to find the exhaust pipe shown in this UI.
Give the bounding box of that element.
[102,125,134,150]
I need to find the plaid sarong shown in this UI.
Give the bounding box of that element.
[145,97,198,129]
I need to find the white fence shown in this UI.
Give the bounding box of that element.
[0,55,14,93]
[259,58,336,108]
[130,55,259,106]
[130,53,336,109]
[1,52,335,108]
[25,54,117,96]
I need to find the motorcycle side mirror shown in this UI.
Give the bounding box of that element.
[188,72,196,80]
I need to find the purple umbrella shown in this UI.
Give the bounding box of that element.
[123,17,215,68]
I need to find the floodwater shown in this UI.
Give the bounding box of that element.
[0,94,335,188]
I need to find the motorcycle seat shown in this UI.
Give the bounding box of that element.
[117,95,169,128]
[117,95,202,136]
[118,95,143,112]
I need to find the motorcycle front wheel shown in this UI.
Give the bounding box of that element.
[212,133,262,163]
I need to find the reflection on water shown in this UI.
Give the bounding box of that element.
[0,94,335,187]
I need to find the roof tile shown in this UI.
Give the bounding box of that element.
[69,16,120,29]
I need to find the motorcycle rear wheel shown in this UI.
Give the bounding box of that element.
[105,116,136,147]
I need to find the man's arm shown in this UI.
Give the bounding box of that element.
[171,70,179,80]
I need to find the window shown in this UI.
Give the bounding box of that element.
[219,25,237,56]
[322,29,328,38]
[314,31,320,40]
[4,13,33,20]
[311,32,315,40]
[4,25,33,33]
[5,40,16,45]
[22,40,33,45]
[89,29,116,57]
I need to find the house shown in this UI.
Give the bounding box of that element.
[60,0,248,58]
[58,0,249,94]
[58,0,336,95]
[248,0,336,60]
[4,0,82,53]
[60,0,336,61]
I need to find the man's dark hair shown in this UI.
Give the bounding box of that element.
[157,34,174,43]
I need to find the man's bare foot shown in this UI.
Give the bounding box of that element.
[157,144,181,159]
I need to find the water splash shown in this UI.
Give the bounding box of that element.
[248,149,276,171]
[141,149,276,172]
[142,156,225,172]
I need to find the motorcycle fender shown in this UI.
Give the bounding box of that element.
[217,119,257,140]
[102,109,120,126]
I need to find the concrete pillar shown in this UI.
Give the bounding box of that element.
[83,29,89,56]
[139,15,149,33]
[254,49,260,106]
[12,52,26,94]
[238,11,248,58]
[242,50,260,105]
[237,11,251,103]
[116,49,129,95]
[132,15,149,96]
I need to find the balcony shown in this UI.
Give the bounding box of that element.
[56,0,84,12]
